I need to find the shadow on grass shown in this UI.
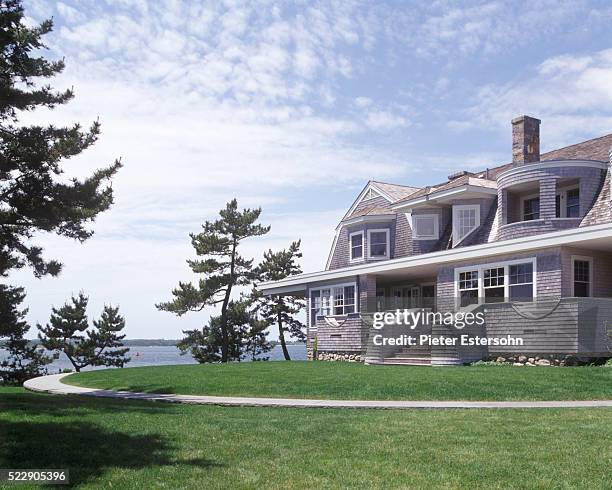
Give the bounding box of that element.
[0,391,177,417]
[0,392,224,486]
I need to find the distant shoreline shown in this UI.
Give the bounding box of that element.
[1,339,307,348]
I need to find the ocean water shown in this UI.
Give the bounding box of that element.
[0,344,307,374]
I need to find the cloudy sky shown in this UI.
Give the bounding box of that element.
[14,0,612,339]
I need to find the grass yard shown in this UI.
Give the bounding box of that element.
[0,387,611,489]
[65,361,612,401]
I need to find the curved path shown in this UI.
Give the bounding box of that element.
[24,373,612,410]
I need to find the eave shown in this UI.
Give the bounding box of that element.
[391,184,498,211]
[335,213,396,231]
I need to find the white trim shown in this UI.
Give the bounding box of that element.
[452,204,480,246]
[412,214,439,240]
[342,182,394,222]
[392,185,497,210]
[557,185,580,218]
[454,257,537,304]
[497,159,607,180]
[309,281,358,323]
[325,229,340,270]
[257,222,612,293]
[363,188,381,201]
[337,213,395,230]
[349,230,364,263]
[367,228,390,260]
[570,255,593,297]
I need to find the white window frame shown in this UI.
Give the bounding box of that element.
[571,255,593,297]
[367,228,390,260]
[556,186,580,218]
[349,231,364,262]
[309,282,358,322]
[452,204,480,246]
[412,214,439,240]
[454,257,537,306]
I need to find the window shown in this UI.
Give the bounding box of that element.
[412,214,439,240]
[453,205,480,245]
[555,188,580,218]
[310,290,320,326]
[509,262,534,300]
[310,289,331,325]
[572,257,592,297]
[349,231,364,261]
[523,197,540,221]
[367,229,390,259]
[333,286,355,314]
[458,270,479,307]
[455,259,536,306]
[566,189,580,218]
[483,267,505,303]
[310,283,356,321]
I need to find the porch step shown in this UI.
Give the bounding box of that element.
[383,356,432,366]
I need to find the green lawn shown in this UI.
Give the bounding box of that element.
[65,362,612,401]
[1,387,610,489]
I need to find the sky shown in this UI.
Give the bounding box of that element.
[13,0,612,339]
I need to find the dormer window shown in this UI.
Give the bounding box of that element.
[349,231,364,261]
[452,205,480,245]
[367,229,390,259]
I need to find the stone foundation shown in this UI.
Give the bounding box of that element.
[316,351,364,362]
[487,353,610,366]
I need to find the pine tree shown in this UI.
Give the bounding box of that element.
[38,293,130,372]
[255,240,306,360]
[157,199,269,362]
[0,0,121,278]
[244,315,272,362]
[0,284,50,384]
[1,1,121,379]
[177,299,255,363]
[90,306,130,368]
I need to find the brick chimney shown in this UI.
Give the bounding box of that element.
[512,115,540,164]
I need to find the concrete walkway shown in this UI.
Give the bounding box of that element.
[24,373,612,410]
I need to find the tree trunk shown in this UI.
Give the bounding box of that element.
[277,309,290,361]
[219,299,229,363]
[220,238,238,363]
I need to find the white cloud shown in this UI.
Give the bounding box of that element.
[354,96,373,108]
[16,0,424,338]
[17,0,612,340]
[457,48,612,147]
[365,110,408,130]
[387,0,597,60]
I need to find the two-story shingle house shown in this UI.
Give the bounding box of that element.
[259,116,612,365]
